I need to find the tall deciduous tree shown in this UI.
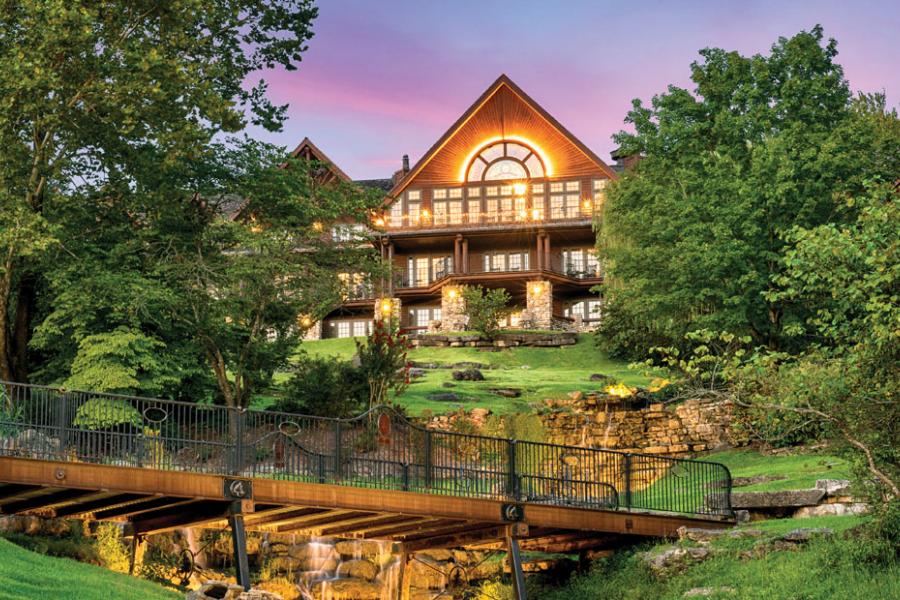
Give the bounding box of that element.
[0,0,317,382]
[595,26,900,359]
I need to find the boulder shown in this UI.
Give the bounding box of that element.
[676,527,762,543]
[725,489,826,509]
[642,546,712,576]
[589,373,613,383]
[333,540,389,561]
[407,368,428,379]
[683,588,735,597]
[489,388,521,398]
[336,559,379,581]
[426,392,460,402]
[322,579,382,600]
[815,479,852,497]
[778,527,834,543]
[452,368,484,381]
[567,391,583,402]
[730,475,787,488]
[794,502,868,518]
[449,361,488,369]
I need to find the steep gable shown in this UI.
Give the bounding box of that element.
[289,137,353,184]
[390,75,616,197]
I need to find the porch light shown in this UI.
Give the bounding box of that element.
[531,209,541,221]
[300,316,311,327]
[312,221,323,231]
[531,283,543,294]
[380,300,393,314]
[374,217,386,227]
[448,288,458,299]
[583,199,592,209]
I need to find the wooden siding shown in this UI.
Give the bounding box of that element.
[391,76,616,193]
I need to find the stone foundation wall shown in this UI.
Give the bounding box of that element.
[541,396,747,456]
[525,280,552,329]
[410,331,577,349]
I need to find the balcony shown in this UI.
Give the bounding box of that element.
[389,264,600,291]
[374,209,594,234]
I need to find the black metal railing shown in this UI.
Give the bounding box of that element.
[0,381,732,518]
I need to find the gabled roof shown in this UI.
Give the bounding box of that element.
[289,137,353,183]
[389,74,617,198]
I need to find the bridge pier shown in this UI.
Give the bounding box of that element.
[228,502,251,591]
[506,525,527,600]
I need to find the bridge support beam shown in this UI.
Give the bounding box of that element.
[506,526,527,600]
[228,502,251,591]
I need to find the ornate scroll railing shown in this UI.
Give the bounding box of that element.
[0,381,732,518]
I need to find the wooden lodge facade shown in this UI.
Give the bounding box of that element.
[304,75,620,339]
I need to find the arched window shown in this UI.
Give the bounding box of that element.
[466,141,546,182]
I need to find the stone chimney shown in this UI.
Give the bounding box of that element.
[392,154,411,184]
[402,154,410,174]
[611,147,643,172]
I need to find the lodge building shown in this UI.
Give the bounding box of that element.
[300,75,623,339]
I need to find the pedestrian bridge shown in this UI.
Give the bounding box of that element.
[0,381,733,598]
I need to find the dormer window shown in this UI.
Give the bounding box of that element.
[465,141,546,182]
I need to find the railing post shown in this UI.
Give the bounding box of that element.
[507,440,518,500]
[333,420,342,481]
[231,408,245,476]
[55,392,69,457]
[402,463,410,491]
[424,430,433,489]
[317,454,326,484]
[623,454,632,509]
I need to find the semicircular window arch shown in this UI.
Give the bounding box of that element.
[466,141,546,182]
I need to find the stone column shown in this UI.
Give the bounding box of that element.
[374,297,401,329]
[301,319,322,340]
[526,280,553,329]
[440,285,467,332]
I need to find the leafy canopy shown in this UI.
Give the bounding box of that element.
[595,26,899,359]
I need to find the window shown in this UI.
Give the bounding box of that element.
[337,322,350,338]
[586,249,600,277]
[408,202,421,225]
[484,159,527,181]
[352,321,367,337]
[433,201,447,225]
[408,190,421,200]
[389,201,403,226]
[468,199,481,224]
[449,188,463,199]
[551,195,580,219]
[433,188,447,200]
[491,253,506,271]
[483,252,529,272]
[563,249,600,278]
[331,223,366,242]
[485,199,499,223]
[465,140,546,182]
[448,201,462,224]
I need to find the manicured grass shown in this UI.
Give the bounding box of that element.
[297,334,651,415]
[537,514,900,600]
[0,537,180,600]
[705,448,853,491]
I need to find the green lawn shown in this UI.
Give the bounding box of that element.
[705,448,853,491]
[536,514,900,600]
[0,538,180,600]
[295,334,650,415]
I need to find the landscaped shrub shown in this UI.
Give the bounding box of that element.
[461,285,511,340]
[274,353,368,418]
[95,523,131,573]
[73,398,142,430]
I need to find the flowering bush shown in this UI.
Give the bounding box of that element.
[355,318,411,409]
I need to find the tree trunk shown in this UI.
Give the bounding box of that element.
[0,267,14,382]
[10,272,37,382]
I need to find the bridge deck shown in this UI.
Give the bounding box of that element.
[0,456,730,553]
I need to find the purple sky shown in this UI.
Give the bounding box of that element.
[249,0,899,180]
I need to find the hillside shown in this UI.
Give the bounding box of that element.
[0,538,180,600]
[292,334,650,415]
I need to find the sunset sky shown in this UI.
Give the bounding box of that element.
[248,0,899,179]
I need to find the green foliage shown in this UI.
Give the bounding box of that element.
[483,413,547,443]
[645,329,752,391]
[0,0,319,383]
[461,285,512,340]
[63,329,179,396]
[355,319,411,409]
[274,353,368,418]
[73,398,142,430]
[595,27,900,359]
[94,524,131,574]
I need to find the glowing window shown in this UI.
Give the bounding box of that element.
[465,140,546,182]
[433,188,447,199]
[484,159,527,181]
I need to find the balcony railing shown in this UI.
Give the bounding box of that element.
[377,209,593,232]
[389,265,600,290]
